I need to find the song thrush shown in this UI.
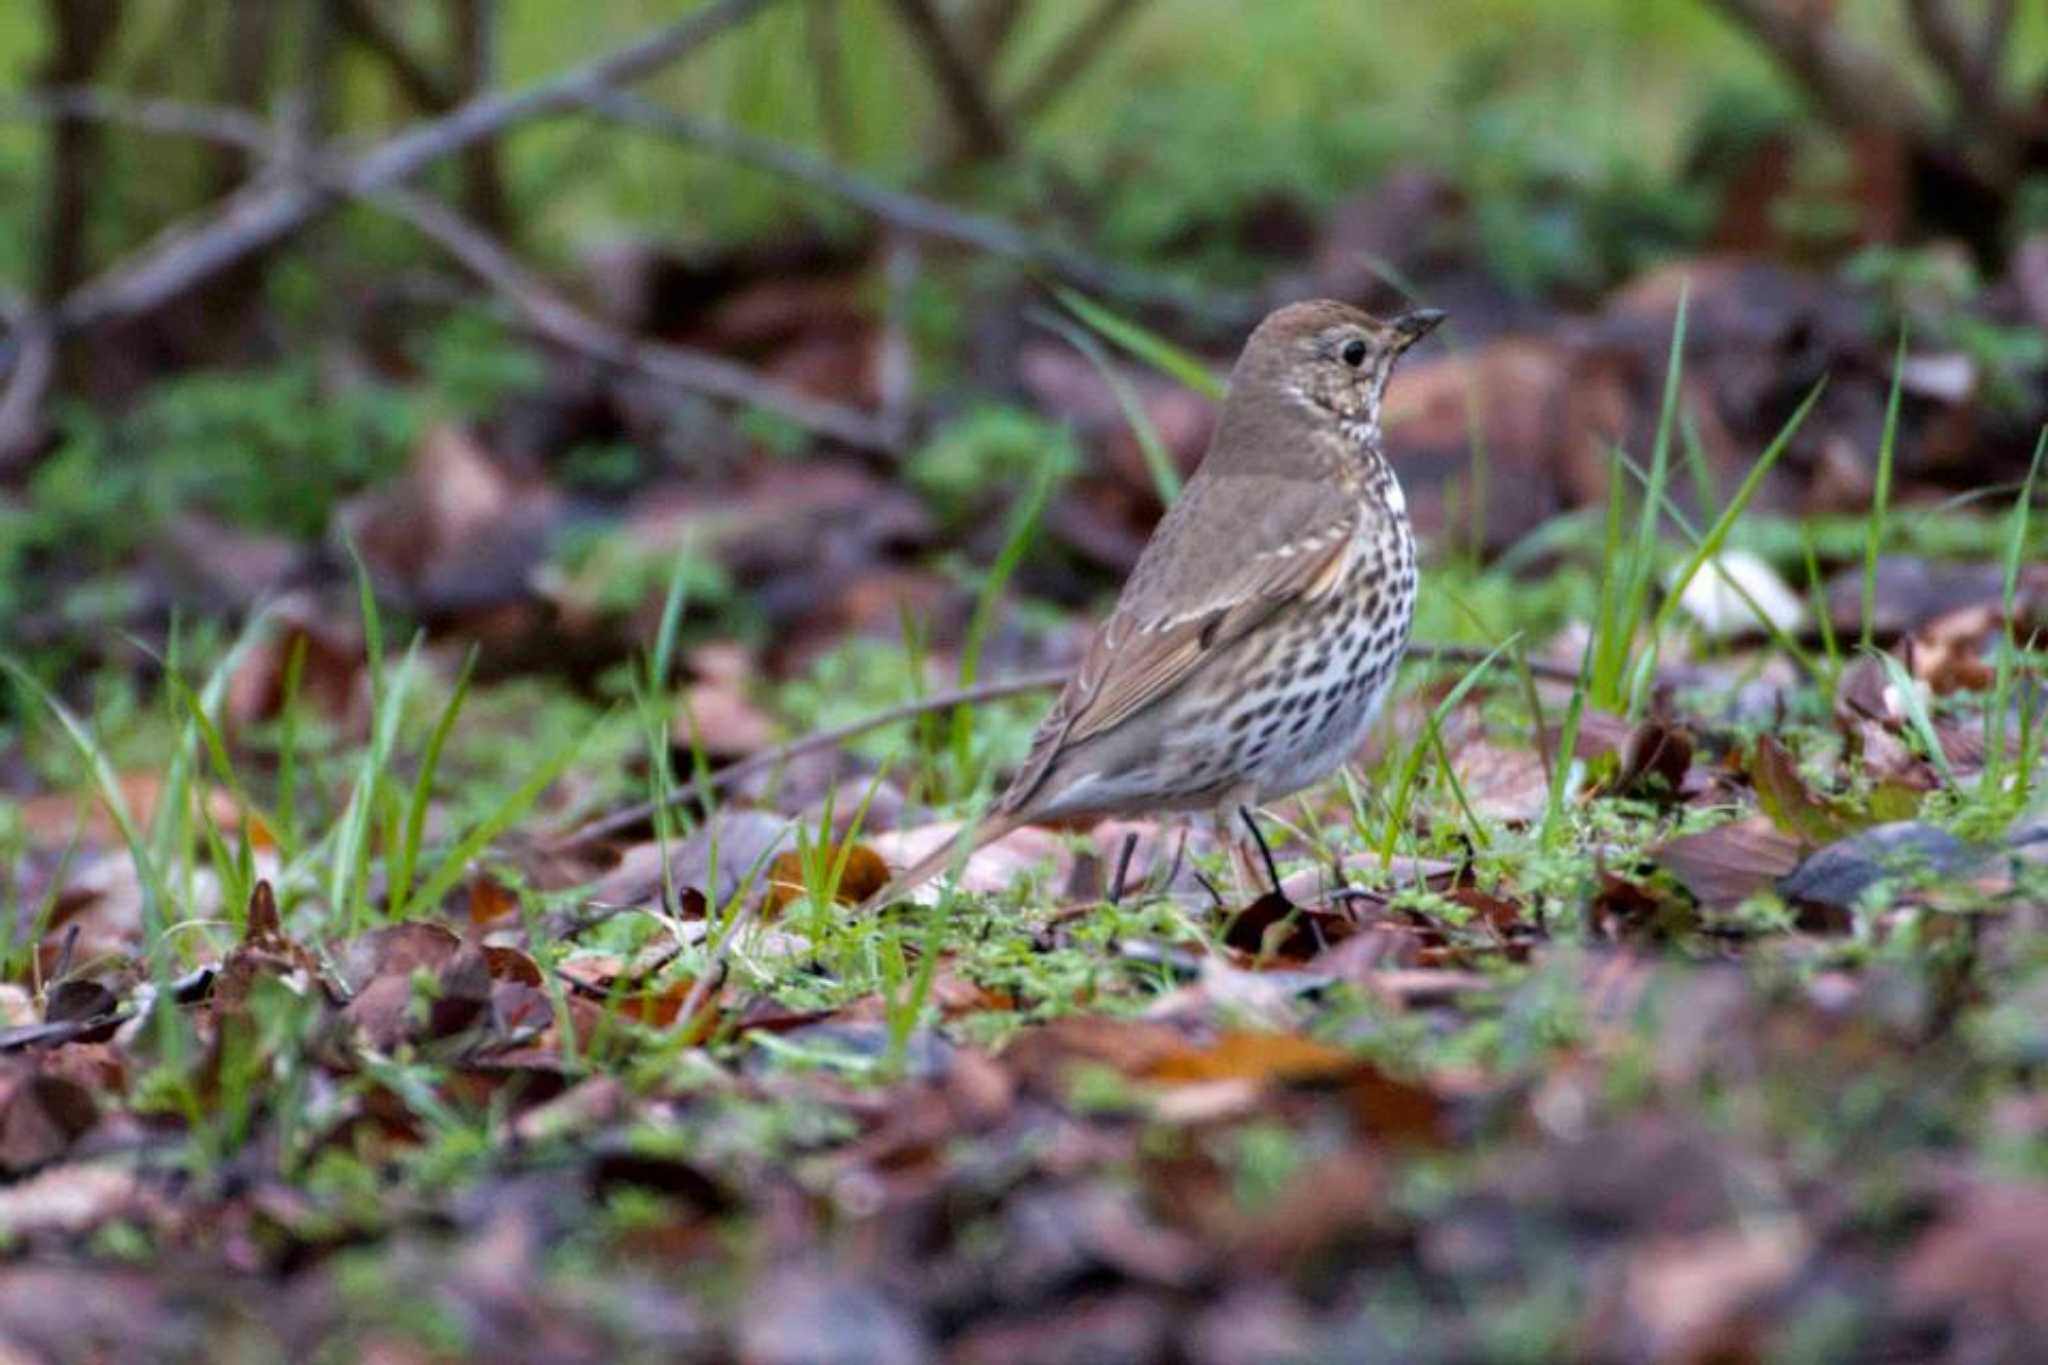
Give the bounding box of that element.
[869,299,1442,906]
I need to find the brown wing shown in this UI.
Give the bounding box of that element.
[1001,481,1358,814]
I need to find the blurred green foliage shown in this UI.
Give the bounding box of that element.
[0,0,1807,294]
[548,523,735,620]
[906,404,1079,526]
[1846,244,2048,412]
[48,367,414,546]
[0,309,540,623]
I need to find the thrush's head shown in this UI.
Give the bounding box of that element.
[1235,299,1445,437]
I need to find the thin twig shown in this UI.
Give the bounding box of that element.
[804,0,850,158]
[1703,0,1939,144]
[334,0,457,110]
[1907,0,1980,104]
[0,86,895,452]
[582,90,1233,320]
[371,185,899,451]
[42,0,786,341]
[547,672,1062,851]
[1008,0,1148,120]
[5,88,272,151]
[0,316,55,466]
[1973,0,2015,101]
[889,0,1011,156]
[546,642,1585,853]
[449,0,511,232]
[1905,0,2025,166]
[2,77,1241,400]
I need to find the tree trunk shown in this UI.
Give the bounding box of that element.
[36,0,125,304]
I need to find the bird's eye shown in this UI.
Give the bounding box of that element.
[1341,338,1369,368]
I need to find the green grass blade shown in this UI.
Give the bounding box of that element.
[1615,449,1818,691]
[1054,287,1225,400]
[331,636,422,928]
[1034,308,1183,505]
[1379,637,1517,863]
[276,632,309,857]
[1616,286,1688,666]
[1,657,170,938]
[951,444,1061,782]
[1872,649,1956,788]
[169,673,284,878]
[133,612,273,885]
[1861,331,1907,650]
[344,537,387,706]
[1646,378,1826,653]
[1589,444,1633,706]
[1801,527,1841,691]
[1988,427,2047,784]
[0,657,191,1061]
[397,712,606,920]
[392,645,479,915]
[651,552,692,691]
[1540,627,1600,852]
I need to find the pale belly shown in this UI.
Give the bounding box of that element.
[1242,663,1400,799]
[1024,515,1417,819]
[1158,589,1413,805]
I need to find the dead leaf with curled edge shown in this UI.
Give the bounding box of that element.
[1911,602,2000,695]
[1749,736,1859,845]
[1140,1033,1444,1145]
[762,843,890,916]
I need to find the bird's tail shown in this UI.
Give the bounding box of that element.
[860,810,1031,912]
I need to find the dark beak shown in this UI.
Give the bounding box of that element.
[1392,308,1447,347]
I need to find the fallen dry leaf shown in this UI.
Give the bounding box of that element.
[1750,735,1857,844]
[1652,817,1802,910]
[762,842,890,915]
[1910,602,2000,694]
[1627,1220,1808,1360]
[866,820,1073,900]
[1452,739,1551,824]
[1141,1031,1356,1086]
[0,1058,98,1174]
[676,678,776,758]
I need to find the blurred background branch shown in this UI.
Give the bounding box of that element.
[0,0,1224,460]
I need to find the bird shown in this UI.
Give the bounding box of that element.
[866,299,1443,908]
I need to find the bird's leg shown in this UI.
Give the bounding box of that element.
[1210,785,1265,903]
[1238,805,1288,901]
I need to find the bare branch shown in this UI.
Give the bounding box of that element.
[959,0,1027,73]
[48,0,787,337]
[1906,0,2025,166]
[4,87,272,152]
[803,0,849,159]
[1907,0,1979,100]
[7,78,1239,323]
[0,81,1241,434]
[334,0,456,110]
[545,670,1065,851]
[543,644,1580,852]
[1974,0,2015,99]
[1703,0,1940,144]
[0,318,55,467]
[371,185,900,452]
[584,90,1240,321]
[889,0,1011,156]
[450,0,512,232]
[1009,0,1148,120]
[35,0,124,304]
